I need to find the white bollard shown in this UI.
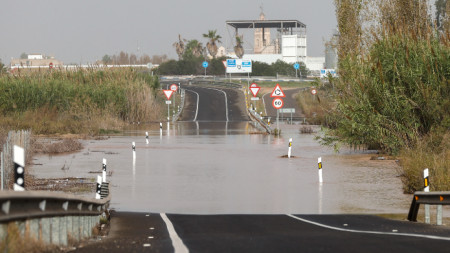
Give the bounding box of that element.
[95,175,102,199]
[288,138,292,158]
[102,158,107,183]
[13,145,25,191]
[132,142,136,161]
[145,131,149,144]
[318,157,323,184]
[160,122,163,138]
[424,168,430,224]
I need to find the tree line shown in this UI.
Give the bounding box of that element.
[100,52,168,65]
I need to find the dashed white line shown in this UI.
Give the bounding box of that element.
[287,214,450,241]
[161,213,189,253]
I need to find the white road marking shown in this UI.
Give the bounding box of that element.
[161,213,189,253]
[185,89,199,122]
[287,214,450,241]
[201,87,229,122]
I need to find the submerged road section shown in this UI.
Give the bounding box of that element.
[76,212,450,252]
[178,84,249,122]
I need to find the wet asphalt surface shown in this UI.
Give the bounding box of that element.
[75,82,450,252]
[179,84,249,122]
[76,212,450,253]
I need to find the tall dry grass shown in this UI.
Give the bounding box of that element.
[0,68,163,134]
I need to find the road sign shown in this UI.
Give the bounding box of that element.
[294,63,300,70]
[202,61,208,68]
[163,90,174,100]
[170,84,178,92]
[165,100,172,104]
[250,83,258,88]
[251,97,260,101]
[272,98,284,109]
[226,59,252,73]
[311,89,317,95]
[249,85,260,97]
[49,62,53,69]
[270,84,286,98]
[279,108,295,113]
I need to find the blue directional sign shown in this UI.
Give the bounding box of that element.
[227,59,236,67]
[294,63,300,70]
[202,61,208,68]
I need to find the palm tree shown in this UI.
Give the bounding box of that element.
[202,30,222,59]
[172,34,186,60]
[191,40,205,58]
[234,35,244,59]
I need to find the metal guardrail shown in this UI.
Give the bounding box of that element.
[248,109,271,134]
[407,191,450,224]
[0,186,110,246]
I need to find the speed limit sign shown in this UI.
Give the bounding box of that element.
[272,98,284,109]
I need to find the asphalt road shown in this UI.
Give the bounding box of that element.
[76,212,450,253]
[178,84,249,122]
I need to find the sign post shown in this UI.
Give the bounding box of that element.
[272,98,284,132]
[271,84,286,133]
[163,90,174,121]
[202,61,208,77]
[170,84,178,112]
[294,63,300,78]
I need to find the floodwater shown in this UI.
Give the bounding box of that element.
[31,122,412,215]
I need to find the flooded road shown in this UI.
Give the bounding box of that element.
[31,122,412,215]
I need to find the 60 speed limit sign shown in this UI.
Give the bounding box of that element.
[272,98,284,109]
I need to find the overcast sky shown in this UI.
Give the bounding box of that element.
[0,0,337,64]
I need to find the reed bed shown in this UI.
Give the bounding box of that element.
[0,68,162,134]
[327,0,450,191]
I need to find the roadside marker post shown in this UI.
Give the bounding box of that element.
[288,138,292,158]
[132,142,136,161]
[95,175,102,199]
[318,157,323,184]
[424,168,430,224]
[146,131,149,144]
[102,158,107,183]
[13,145,25,191]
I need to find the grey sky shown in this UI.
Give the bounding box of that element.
[0,0,337,64]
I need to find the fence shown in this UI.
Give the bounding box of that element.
[1,130,32,190]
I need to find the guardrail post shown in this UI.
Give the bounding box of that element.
[437,205,443,225]
[51,217,60,244]
[73,216,80,241]
[0,223,6,242]
[41,217,51,244]
[60,217,68,246]
[83,216,90,238]
[16,220,25,237]
[29,219,39,241]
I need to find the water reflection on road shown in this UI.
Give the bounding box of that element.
[32,122,411,215]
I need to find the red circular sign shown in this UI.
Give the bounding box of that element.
[170,84,178,92]
[49,62,53,69]
[250,83,257,87]
[311,89,317,95]
[272,98,284,109]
